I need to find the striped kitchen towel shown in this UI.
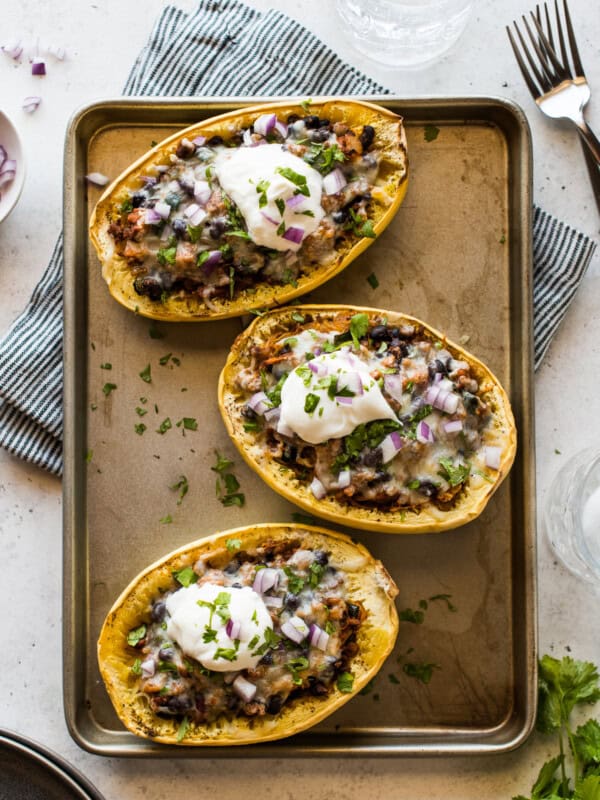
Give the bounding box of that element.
[0,0,596,475]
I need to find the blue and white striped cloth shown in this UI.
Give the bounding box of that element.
[0,0,596,475]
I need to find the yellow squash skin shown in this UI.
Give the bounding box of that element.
[97,523,399,746]
[89,98,408,321]
[218,306,517,534]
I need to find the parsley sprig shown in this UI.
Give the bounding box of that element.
[211,451,245,507]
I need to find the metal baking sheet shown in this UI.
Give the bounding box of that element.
[63,97,536,757]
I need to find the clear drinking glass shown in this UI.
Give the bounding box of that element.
[545,448,600,587]
[336,0,473,69]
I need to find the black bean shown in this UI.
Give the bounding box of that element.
[159,647,175,660]
[151,600,167,622]
[259,652,274,666]
[266,694,283,714]
[303,115,320,129]
[209,219,226,239]
[207,135,224,146]
[313,550,329,567]
[417,481,438,498]
[281,443,297,463]
[463,392,479,413]
[131,191,147,208]
[347,602,361,619]
[369,324,391,342]
[172,218,187,238]
[231,582,242,588]
[332,209,348,224]
[241,405,257,420]
[287,113,300,124]
[176,139,196,159]
[284,593,299,610]
[362,448,383,468]
[310,128,329,143]
[133,276,163,301]
[309,678,329,697]
[224,559,240,575]
[359,124,375,151]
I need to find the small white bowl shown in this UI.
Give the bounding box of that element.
[0,109,25,223]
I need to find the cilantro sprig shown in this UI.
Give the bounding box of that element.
[211,450,245,507]
[514,655,600,800]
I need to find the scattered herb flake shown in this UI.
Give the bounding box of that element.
[225,538,241,553]
[160,514,173,524]
[126,624,146,647]
[149,322,166,339]
[399,607,425,624]
[134,423,147,435]
[157,418,172,435]
[402,662,440,684]
[176,716,190,742]
[172,565,197,587]
[85,449,93,464]
[139,364,152,383]
[388,673,400,684]
[367,272,379,289]
[102,382,117,396]
[337,672,354,693]
[170,474,189,505]
[100,362,112,370]
[159,352,172,365]
[424,124,440,142]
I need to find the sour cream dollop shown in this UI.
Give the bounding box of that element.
[165,583,272,672]
[213,144,324,251]
[279,351,398,444]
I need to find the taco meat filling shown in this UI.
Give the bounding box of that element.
[126,538,363,725]
[234,311,502,510]
[106,112,391,306]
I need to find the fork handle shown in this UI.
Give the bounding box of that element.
[575,119,600,168]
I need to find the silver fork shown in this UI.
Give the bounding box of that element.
[507,0,600,193]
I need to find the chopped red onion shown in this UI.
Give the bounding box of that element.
[438,378,454,393]
[253,567,279,594]
[281,616,309,644]
[261,210,279,226]
[425,384,459,415]
[160,224,174,242]
[248,391,271,416]
[308,360,328,377]
[310,477,326,500]
[253,114,277,137]
[338,470,351,489]
[443,419,463,434]
[184,203,206,226]
[200,250,223,273]
[154,200,171,219]
[273,120,288,138]
[226,619,241,639]
[144,207,163,225]
[313,347,322,356]
[337,371,363,397]
[380,431,404,464]
[335,395,353,405]
[46,44,66,60]
[485,446,501,470]
[282,226,304,245]
[286,194,304,209]
[443,393,459,414]
[0,146,5,168]
[309,624,330,651]
[232,675,257,703]
[434,373,442,384]
[192,135,206,147]
[263,406,281,424]
[140,657,156,678]
[416,420,435,444]
[0,158,17,175]
[85,172,109,187]
[141,175,157,187]
[22,95,41,113]
[194,179,211,205]
[322,168,347,195]
[383,374,404,403]
[31,59,46,76]
[2,40,23,61]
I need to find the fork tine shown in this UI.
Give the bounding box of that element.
[519,15,555,89]
[562,0,585,76]
[550,0,572,76]
[528,12,569,80]
[507,25,543,98]
[539,4,555,50]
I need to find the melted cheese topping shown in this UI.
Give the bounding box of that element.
[279,351,397,445]
[213,145,325,251]
[165,584,272,672]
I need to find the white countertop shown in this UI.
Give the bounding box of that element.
[1,0,599,797]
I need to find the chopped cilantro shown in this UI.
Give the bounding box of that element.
[139,364,152,383]
[300,98,312,113]
[134,423,147,435]
[131,658,142,675]
[85,449,93,464]
[287,656,309,685]
[284,566,305,595]
[402,661,440,684]
[276,166,310,196]
[399,607,425,624]
[424,124,440,142]
[429,593,457,612]
[100,362,112,370]
[102,382,117,396]
[126,624,146,647]
[120,198,133,214]
[304,393,320,414]
[407,479,420,490]
[160,514,173,524]
[172,565,197,587]
[221,493,245,507]
[157,418,172,434]
[388,673,400,684]
[170,474,189,505]
[176,716,189,742]
[325,620,336,635]
[308,561,324,588]
[214,645,239,662]
[176,417,198,432]
[225,538,241,553]
[282,268,298,287]
[337,672,354,693]
[248,634,260,649]
[275,197,285,216]
[438,457,470,487]
[360,679,375,696]
[349,312,369,349]
[212,452,234,474]
[304,141,346,174]
[135,406,148,417]
[159,352,172,365]
[291,312,305,323]
[157,246,177,266]
[367,272,379,289]
[266,373,288,407]
[202,627,218,643]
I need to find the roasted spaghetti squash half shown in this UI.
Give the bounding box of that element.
[218,306,517,534]
[97,523,399,745]
[89,99,408,321]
